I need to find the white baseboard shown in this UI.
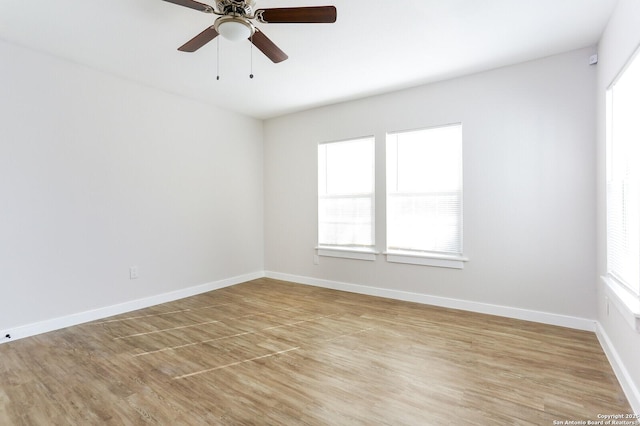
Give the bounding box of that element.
[5,270,633,411]
[0,271,264,344]
[265,271,596,332]
[596,322,640,414]
[2,270,596,344]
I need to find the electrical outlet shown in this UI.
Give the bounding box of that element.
[129,266,139,279]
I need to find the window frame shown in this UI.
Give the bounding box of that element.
[603,43,640,332]
[384,123,467,269]
[317,136,378,261]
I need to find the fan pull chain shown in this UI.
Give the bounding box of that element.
[216,37,220,81]
[249,35,254,79]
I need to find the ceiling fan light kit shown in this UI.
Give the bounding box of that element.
[214,16,254,41]
[161,0,336,63]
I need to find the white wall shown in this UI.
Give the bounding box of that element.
[596,0,640,412]
[264,47,597,322]
[0,40,264,332]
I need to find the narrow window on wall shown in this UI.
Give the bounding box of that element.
[606,47,640,296]
[318,137,375,260]
[386,124,465,268]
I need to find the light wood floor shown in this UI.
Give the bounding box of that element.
[0,278,632,425]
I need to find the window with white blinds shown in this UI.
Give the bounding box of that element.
[318,137,375,249]
[386,124,463,256]
[606,48,640,295]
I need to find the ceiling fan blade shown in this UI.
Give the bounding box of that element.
[255,6,337,24]
[250,29,288,63]
[178,26,219,52]
[161,0,214,13]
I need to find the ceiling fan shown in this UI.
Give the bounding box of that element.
[161,0,337,63]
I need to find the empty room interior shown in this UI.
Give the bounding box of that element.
[1,0,640,424]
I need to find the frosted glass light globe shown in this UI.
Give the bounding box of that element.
[217,18,253,41]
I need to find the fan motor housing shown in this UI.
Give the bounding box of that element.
[216,0,254,16]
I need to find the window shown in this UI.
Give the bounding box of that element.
[318,137,375,259]
[606,48,640,297]
[386,124,464,268]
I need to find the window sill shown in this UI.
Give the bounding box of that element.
[601,276,640,333]
[316,246,379,261]
[385,251,468,269]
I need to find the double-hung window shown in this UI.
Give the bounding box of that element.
[317,137,375,259]
[606,48,640,299]
[604,46,640,332]
[386,124,465,268]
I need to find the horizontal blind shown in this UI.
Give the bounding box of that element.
[318,137,374,248]
[607,181,640,289]
[387,124,462,255]
[387,192,461,253]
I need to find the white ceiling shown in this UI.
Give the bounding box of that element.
[0,0,617,119]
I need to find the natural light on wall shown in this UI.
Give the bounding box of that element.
[606,47,640,296]
[386,124,465,268]
[318,137,375,255]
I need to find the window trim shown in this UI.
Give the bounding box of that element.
[384,250,468,269]
[317,136,376,250]
[602,43,640,332]
[605,44,640,298]
[385,123,464,259]
[602,276,640,333]
[316,246,379,261]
